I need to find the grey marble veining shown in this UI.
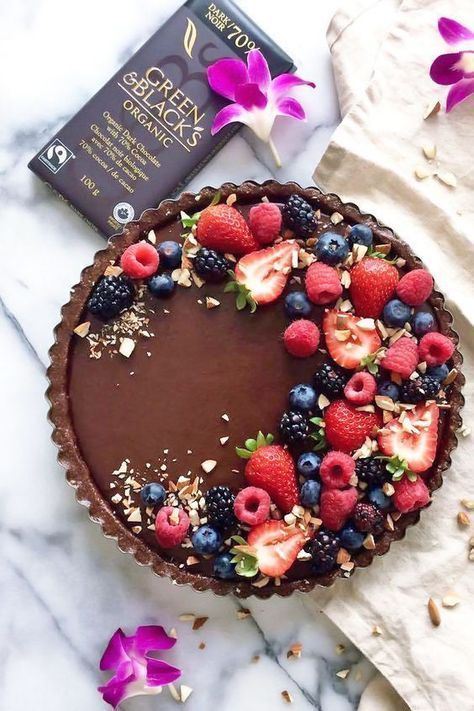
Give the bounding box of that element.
[0,1,376,709]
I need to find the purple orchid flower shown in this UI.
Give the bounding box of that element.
[207,49,315,166]
[98,626,181,708]
[430,17,474,112]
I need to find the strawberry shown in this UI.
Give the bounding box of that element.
[323,310,381,369]
[378,402,439,473]
[233,240,298,307]
[247,521,306,577]
[243,443,299,513]
[325,400,382,453]
[349,257,399,318]
[319,488,358,531]
[197,204,258,255]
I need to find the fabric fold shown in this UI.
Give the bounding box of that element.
[312,1,474,709]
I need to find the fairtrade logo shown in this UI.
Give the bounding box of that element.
[113,202,135,224]
[38,139,75,174]
[183,17,197,58]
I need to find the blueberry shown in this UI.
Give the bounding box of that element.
[191,525,222,554]
[213,552,236,579]
[297,452,322,479]
[368,487,391,509]
[140,482,166,507]
[413,311,435,336]
[340,524,365,550]
[427,364,449,382]
[148,273,175,297]
[348,224,373,248]
[157,240,182,269]
[314,232,349,265]
[383,299,412,328]
[300,480,321,506]
[377,380,400,401]
[284,291,313,319]
[289,384,317,412]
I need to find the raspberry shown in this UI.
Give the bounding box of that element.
[305,262,342,305]
[344,372,377,405]
[284,320,320,358]
[248,202,282,245]
[353,502,384,534]
[382,337,419,378]
[234,487,271,526]
[393,476,430,513]
[121,241,159,279]
[320,451,355,489]
[396,269,433,306]
[155,506,190,548]
[319,488,358,531]
[418,332,454,366]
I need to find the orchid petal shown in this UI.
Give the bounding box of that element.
[207,58,248,100]
[234,83,268,110]
[446,78,474,111]
[133,625,177,656]
[270,73,316,99]
[99,672,135,708]
[211,103,247,134]
[146,658,182,687]
[247,49,271,91]
[430,52,464,84]
[275,96,306,120]
[100,629,129,671]
[439,17,474,45]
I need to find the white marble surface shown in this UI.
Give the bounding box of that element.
[0,1,377,709]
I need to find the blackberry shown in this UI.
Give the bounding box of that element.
[282,194,318,238]
[306,529,340,574]
[355,457,389,488]
[279,410,309,444]
[353,502,385,535]
[194,248,230,282]
[205,485,236,530]
[400,375,440,403]
[88,275,135,320]
[314,362,348,398]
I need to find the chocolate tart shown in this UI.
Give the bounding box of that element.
[47,181,464,598]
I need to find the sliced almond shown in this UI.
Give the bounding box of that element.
[168,683,181,702]
[331,211,344,225]
[192,616,208,631]
[340,270,351,288]
[104,265,123,277]
[281,690,293,704]
[363,534,375,550]
[337,548,351,565]
[415,166,432,180]
[457,511,470,527]
[372,625,383,636]
[436,170,457,188]
[423,99,441,119]
[461,499,474,510]
[318,393,330,410]
[201,459,217,474]
[356,405,375,413]
[357,318,376,331]
[336,668,350,679]
[147,229,157,244]
[119,337,136,358]
[221,413,230,422]
[186,555,199,566]
[383,482,395,497]
[428,597,441,627]
[335,643,345,655]
[375,395,396,411]
[178,613,196,622]
[73,321,91,338]
[236,608,251,620]
[219,436,229,446]
[226,193,237,206]
[180,685,193,703]
[422,143,437,160]
[442,593,460,608]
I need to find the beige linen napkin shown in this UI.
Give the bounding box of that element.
[311,1,474,710]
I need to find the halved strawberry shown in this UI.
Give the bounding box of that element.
[247,520,306,577]
[323,311,381,369]
[234,241,298,306]
[378,402,439,473]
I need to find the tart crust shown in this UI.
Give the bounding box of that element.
[47,181,464,599]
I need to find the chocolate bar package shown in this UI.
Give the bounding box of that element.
[28,0,294,236]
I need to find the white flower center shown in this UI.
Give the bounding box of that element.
[458,52,474,74]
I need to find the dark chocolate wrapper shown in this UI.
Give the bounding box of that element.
[28,0,294,236]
